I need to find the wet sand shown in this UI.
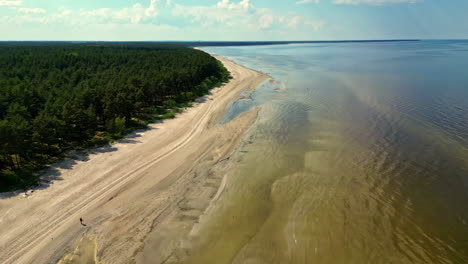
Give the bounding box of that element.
[0,56,269,264]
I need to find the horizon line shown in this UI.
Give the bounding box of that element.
[0,39,421,41]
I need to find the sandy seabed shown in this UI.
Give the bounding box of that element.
[0,56,269,264]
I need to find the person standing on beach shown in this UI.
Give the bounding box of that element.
[80,218,84,225]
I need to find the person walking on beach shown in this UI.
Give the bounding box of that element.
[80,217,84,226]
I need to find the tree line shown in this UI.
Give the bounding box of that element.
[0,43,230,191]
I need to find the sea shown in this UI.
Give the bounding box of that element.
[185,40,468,264]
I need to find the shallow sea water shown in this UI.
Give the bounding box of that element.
[181,41,468,264]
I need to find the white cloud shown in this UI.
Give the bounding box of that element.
[217,0,252,9]
[79,0,158,24]
[18,8,46,14]
[145,0,157,17]
[259,14,274,29]
[173,0,324,33]
[288,16,301,29]
[61,9,72,16]
[1,0,159,26]
[0,0,326,40]
[332,0,420,4]
[296,0,320,4]
[0,0,21,6]
[172,0,256,27]
[305,20,325,31]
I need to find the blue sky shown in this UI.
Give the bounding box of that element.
[0,0,467,40]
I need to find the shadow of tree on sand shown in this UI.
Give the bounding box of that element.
[0,126,157,199]
[0,91,216,198]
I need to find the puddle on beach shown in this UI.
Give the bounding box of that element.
[58,235,97,264]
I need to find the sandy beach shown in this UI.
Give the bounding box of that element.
[0,56,269,264]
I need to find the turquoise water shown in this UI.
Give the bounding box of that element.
[185,41,468,264]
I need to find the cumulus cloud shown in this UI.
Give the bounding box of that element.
[288,16,302,29]
[145,0,157,17]
[172,0,256,27]
[18,8,46,14]
[79,0,158,24]
[2,0,159,26]
[296,0,320,4]
[217,0,252,9]
[1,0,326,40]
[259,14,274,29]
[61,9,72,16]
[173,0,324,33]
[0,0,21,6]
[305,20,325,31]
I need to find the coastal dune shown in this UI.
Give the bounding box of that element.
[0,57,268,264]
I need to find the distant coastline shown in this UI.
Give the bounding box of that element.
[182,39,421,47]
[0,39,421,47]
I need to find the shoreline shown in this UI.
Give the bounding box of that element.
[0,56,269,264]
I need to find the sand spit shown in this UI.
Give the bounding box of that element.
[0,57,269,264]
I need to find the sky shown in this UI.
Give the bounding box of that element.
[0,0,467,41]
